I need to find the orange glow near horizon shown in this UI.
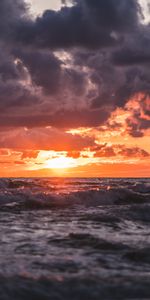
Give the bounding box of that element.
[0,146,149,177]
[45,156,76,169]
[0,93,149,178]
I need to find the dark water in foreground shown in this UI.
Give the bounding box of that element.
[0,177,150,300]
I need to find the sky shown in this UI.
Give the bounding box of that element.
[28,0,63,14]
[0,0,149,177]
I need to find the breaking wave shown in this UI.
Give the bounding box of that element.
[0,178,149,210]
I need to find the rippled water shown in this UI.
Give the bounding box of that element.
[0,177,150,299]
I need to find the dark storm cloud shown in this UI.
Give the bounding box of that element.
[0,50,25,81]
[112,25,150,66]
[14,48,87,96]
[0,108,110,129]
[0,81,39,112]
[0,0,149,136]
[17,10,115,49]
[16,0,140,49]
[0,1,41,113]
[73,51,132,110]
[15,49,62,94]
[112,49,150,66]
[0,0,27,42]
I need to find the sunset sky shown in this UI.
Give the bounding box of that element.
[0,0,149,177]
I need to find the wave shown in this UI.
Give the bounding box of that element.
[0,186,149,211]
[50,232,130,251]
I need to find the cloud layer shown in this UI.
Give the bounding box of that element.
[0,0,149,157]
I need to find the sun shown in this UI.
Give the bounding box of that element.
[45,156,76,169]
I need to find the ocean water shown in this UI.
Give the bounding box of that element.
[0,177,150,300]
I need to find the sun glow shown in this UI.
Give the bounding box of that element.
[45,156,76,169]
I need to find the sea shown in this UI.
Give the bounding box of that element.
[0,177,150,300]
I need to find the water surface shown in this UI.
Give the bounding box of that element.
[0,177,150,299]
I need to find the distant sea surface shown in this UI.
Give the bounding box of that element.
[0,177,150,299]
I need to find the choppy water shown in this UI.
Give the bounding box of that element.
[0,177,150,299]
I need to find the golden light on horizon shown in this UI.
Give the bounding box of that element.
[45,156,76,169]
